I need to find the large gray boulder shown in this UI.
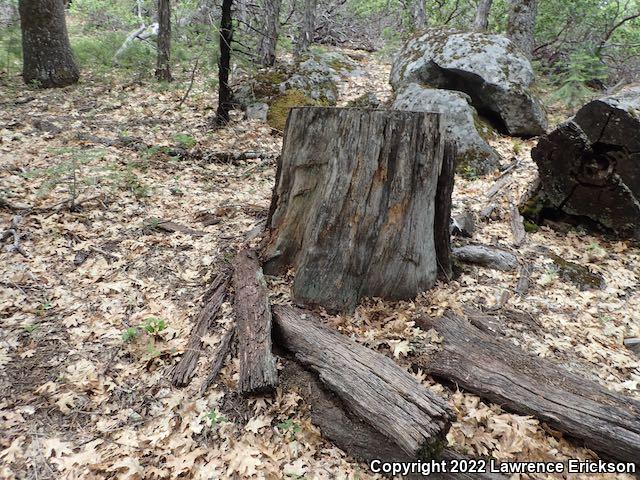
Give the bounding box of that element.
[390,30,548,137]
[393,83,500,175]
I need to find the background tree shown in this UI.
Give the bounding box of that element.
[18,0,80,88]
[297,0,317,52]
[507,0,537,58]
[258,0,281,66]
[412,0,427,30]
[155,0,172,81]
[473,0,493,32]
[214,0,234,125]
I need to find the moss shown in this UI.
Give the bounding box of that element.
[523,220,539,233]
[267,89,321,131]
[550,254,605,290]
[252,70,287,99]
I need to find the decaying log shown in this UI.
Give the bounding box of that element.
[508,197,526,246]
[273,305,453,459]
[453,245,518,271]
[263,107,455,312]
[172,272,230,387]
[280,359,505,479]
[233,248,278,395]
[531,86,640,238]
[435,143,456,280]
[147,218,206,237]
[515,263,533,296]
[415,312,640,464]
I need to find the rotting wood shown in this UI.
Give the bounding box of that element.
[172,272,230,387]
[279,358,506,479]
[515,263,533,296]
[509,196,526,246]
[453,245,518,271]
[263,107,455,312]
[415,312,640,464]
[233,248,278,395]
[272,305,453,459]
[200,325,236,394]
[435,142,456,280]
[147,218,206,237]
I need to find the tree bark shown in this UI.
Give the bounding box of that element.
[263,107,454,312]
[0,0,18,28]
[155,0,172,82]
[258,0,281,66]
[506,0,537,58]
[233,248,278,395]
[273,305,453,459]
[434,142,455,280]
[473,0,493,32]
[18,0,79,88]
[415,312,640,465]
[297,0,316,52]
[411,0,427,30]
[214,0,234,125]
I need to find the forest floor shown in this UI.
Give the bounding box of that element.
[1,49,639,480]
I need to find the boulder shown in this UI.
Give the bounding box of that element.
[531,87,640,238]
[393,83,500,175]
[390,30,547,137]
[245,102,269,122]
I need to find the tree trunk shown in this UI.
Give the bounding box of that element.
[297,0,316,52]
[18,0,79,88]
[473,0,493,32]
[273,305,453,458]
[263,107,454,313]
[258,0,281,66]
[214,0,233,125]
[415,312,640,465]
[531,86,640,238]
[0,1,18,28]
[233,248,278,395]
[412,0,427,30]
[506,0,537,58]
[155,0,172,82]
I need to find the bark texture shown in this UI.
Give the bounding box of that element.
[19,0,79,88]
[416,312,640,464]
[155,0,172,82]
[233,248,277,395]
[412,0,427,29]
[506,0,537,58]
[273,305,453,458]
[473,0,493,32]
[263,107,454,312]
[214,0,234,125]
[297,0,316,52]
[531,87,640,238]
[258,0,281,66]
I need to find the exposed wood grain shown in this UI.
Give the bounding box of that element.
[509,197,526,246]
[172,271,229,387]
[200,325,236,394]
[453,245,518,271]
[435,141,456,280]
[415,312,640,464]
[273,305,453,458]
[263,107,454,312]
[233,248,278,395]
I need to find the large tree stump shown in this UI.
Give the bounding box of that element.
[263,107,455,312]
[415,312,640,464]
[273,305,454,459]
[531,87,640,238]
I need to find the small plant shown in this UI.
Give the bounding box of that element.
[142,317,166,335]
[36,299,53,317]
[277,419,301,439]
[122,327,139,342]
[550,51,607,110]
[538,266,559,287]
[23,324,39,334]
[205,410,227,427]
[513,141,523,156]
[173,133,197,149]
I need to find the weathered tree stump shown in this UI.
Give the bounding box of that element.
[273,305,453,459]
[263,107,455,312]
[531,87,640,237]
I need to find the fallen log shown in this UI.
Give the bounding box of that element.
[200,325,236,394]
[273,305,453,459]
[233,248,278,395]
[172,272,230,387]
[452,245,518,271]
[415,312,640,464]
[263,107,455,312]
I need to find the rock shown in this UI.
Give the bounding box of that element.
[390,30,547,136]
[453,245,518,271]
[245,102,269,122]
[347,92,382,108]
[550,254,605,291]
[393,84,500,175]
[531,87,640,238]
[624,338,640,356]
[451,211,476,237]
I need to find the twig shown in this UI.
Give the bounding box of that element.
[90,246,121,261]
[178,59,200,108]
[1,216,28,257]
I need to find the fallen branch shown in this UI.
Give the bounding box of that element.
[147,218,206,237]
[415,312,640,464]
[515,263,533,296]
[453,245,518,271]
[1,215,28,257]
[509,197,526,247]
[200,325,236,394]
[172,271,230,387]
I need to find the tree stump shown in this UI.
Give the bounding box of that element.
[263,107,455,312]
[531,87,640,238]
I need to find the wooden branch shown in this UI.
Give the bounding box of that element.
[508,198,526,247]
[415,312,640,464]
[273,305,453,458]
[147,218,206,237]
[453,245,518,271]
[515,263,533,296]
[233,248,278,395]
[172,272,230,387]
[200,325,236,394]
